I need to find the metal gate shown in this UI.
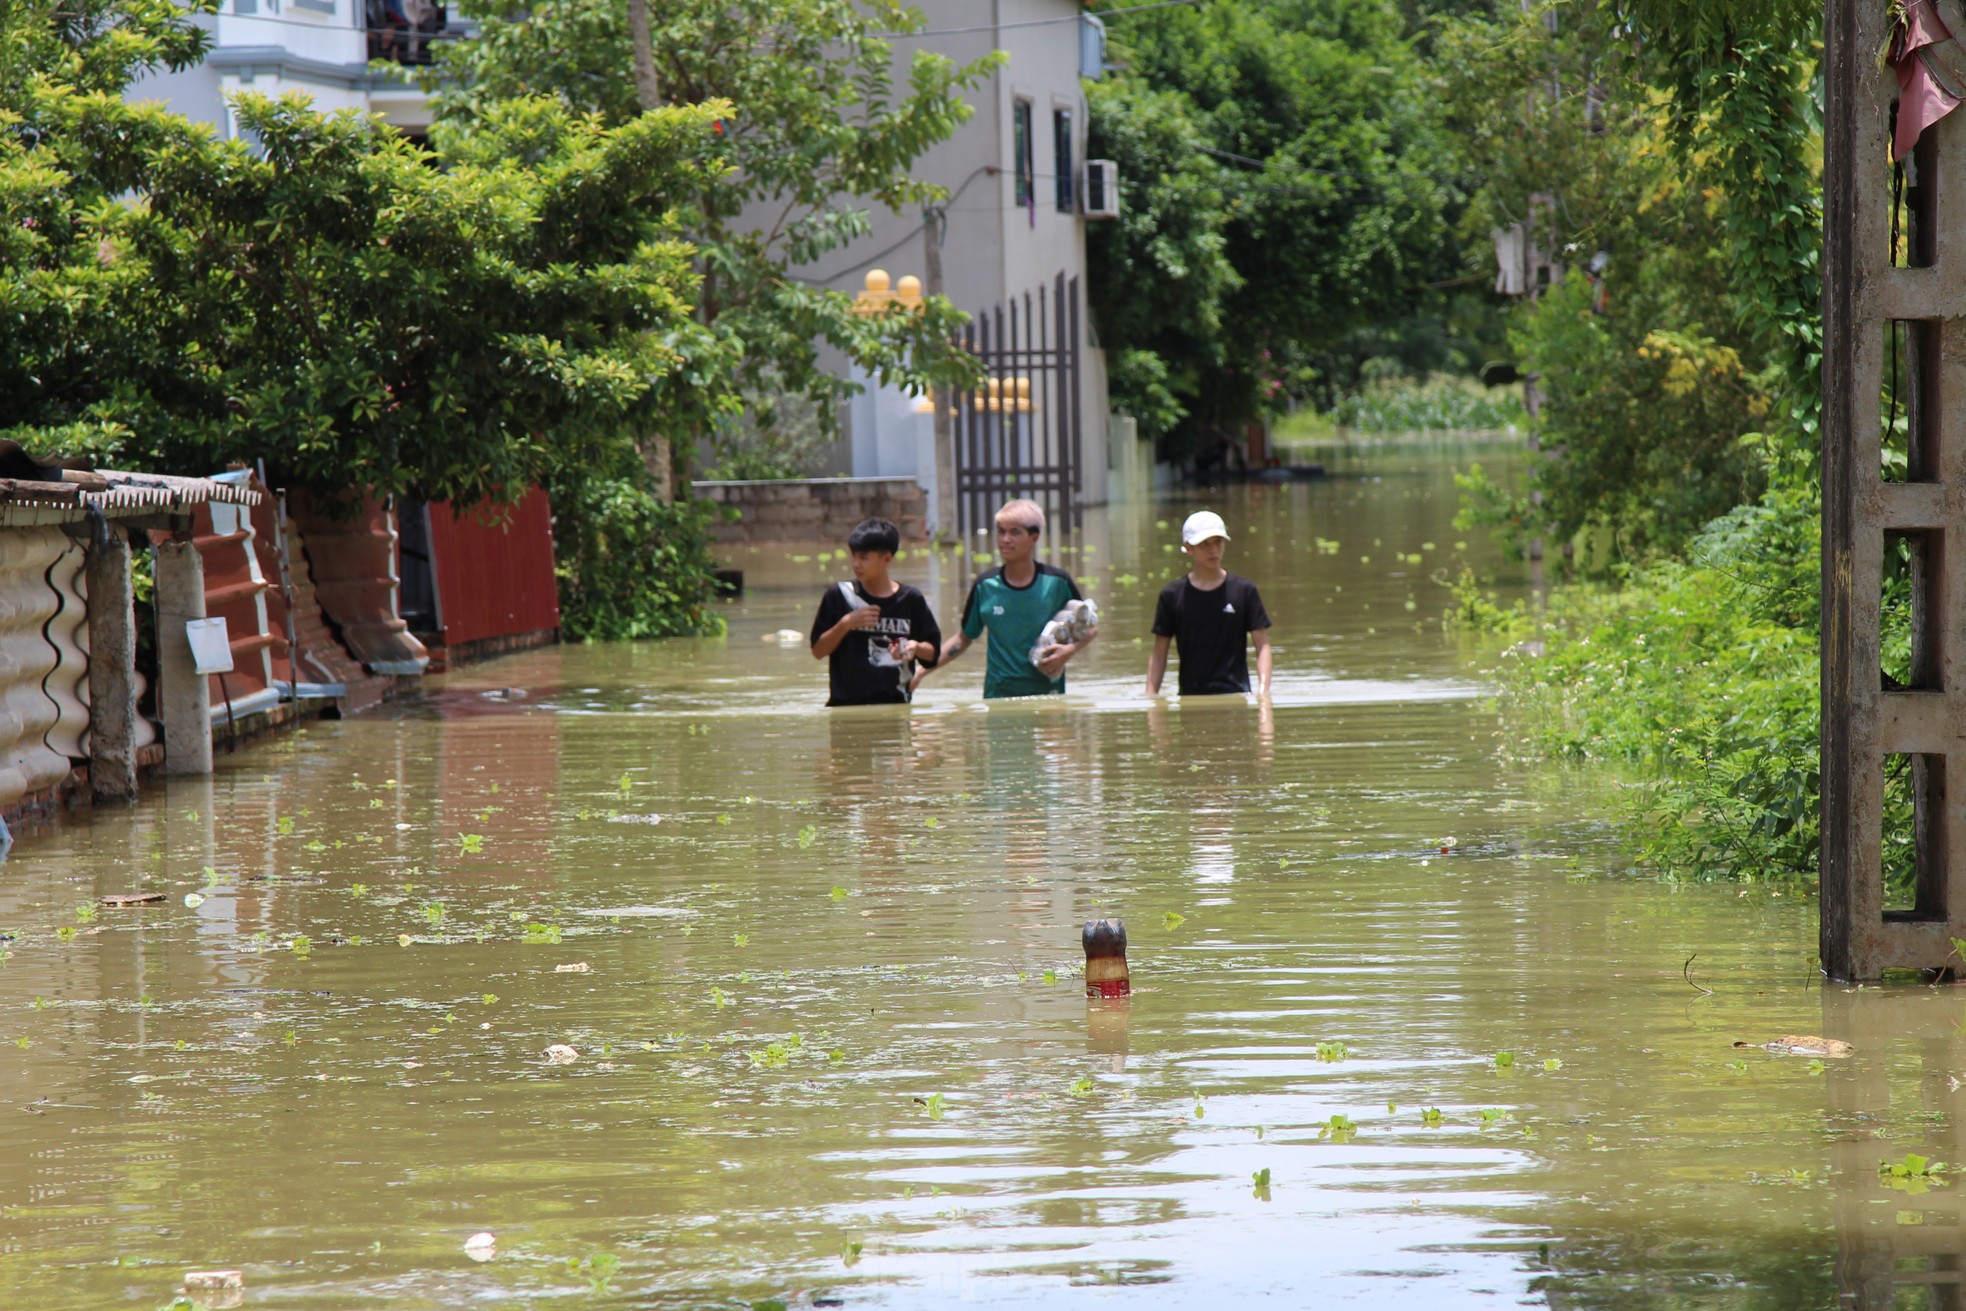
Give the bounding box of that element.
[951,272,1083,536]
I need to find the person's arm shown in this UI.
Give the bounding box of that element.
[1243,582,1274,695]
[1034,631,1091,680]
[810,600,882,659]
[1146,633,1171,695]
[934,575,986,669]
[911,594,942,666]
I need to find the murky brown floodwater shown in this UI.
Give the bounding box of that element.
[0,440,1944,1310]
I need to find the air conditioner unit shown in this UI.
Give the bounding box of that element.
[1083,160,1119,220]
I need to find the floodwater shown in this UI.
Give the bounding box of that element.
[0,440,1946,1310]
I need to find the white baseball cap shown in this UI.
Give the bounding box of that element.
[1181,510,1231,545]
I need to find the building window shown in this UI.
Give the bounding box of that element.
[1013,99,1034,209]
[1054,108,1074,212]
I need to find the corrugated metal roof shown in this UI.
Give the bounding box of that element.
[0,469,262,522]
[88,470,262,509]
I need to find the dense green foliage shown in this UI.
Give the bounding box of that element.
[551,467,725,641]
[1,0,725,509]
[1438,0,1828,881]
[1085,0,1472,457]
[430,0,994,480]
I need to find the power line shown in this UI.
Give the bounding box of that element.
[874,0,1204,40]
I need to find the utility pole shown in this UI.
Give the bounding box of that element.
[923,204,956,541]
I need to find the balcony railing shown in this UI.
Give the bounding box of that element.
[365,0,452,66]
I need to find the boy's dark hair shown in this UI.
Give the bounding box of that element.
[847,518,900,554]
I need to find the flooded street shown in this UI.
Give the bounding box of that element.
[0,442,1935,1309]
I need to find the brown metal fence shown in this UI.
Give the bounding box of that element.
[951,272,1083,536]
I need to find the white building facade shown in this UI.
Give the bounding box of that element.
[812,1,1116,532]
[131,1,1120,533]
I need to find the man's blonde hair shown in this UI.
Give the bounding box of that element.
[994,498,1046,535]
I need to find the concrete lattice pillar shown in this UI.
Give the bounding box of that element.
[154,536,213,777]
[85,523,139,801]
[1823,0,1966,980]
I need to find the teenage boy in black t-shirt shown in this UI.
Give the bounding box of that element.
[810,518,941,706]
[1146,510,1273,697]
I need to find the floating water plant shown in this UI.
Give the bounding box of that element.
[1543,1058,1562,1071]
[1421,1107,1443,1127]
[800,827,819,850]
[456,833,485,853]
[828,886,847,900]
[1478,1108,1511,1127]
[1493,1050,1515,1069]
[1881,1154,1950,1193]
[733,933,750,948]
[522,923,563,944]
[1162,911,1186,931]
[1318,1114,1357,1142]
[919,1092,946,1119]
[1316,1041,1349,1062]
[570,1252,619,1293]
[1067,1076,1094,1098]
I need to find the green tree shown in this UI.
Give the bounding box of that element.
[2,0,734,636]
[1086,0,1465,459]
[430,0,998,478]
[1435,5,1774,559]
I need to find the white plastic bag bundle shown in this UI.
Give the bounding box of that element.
[1029,598,1099,669]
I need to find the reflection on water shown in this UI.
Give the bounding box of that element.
[0,444,1921,1309]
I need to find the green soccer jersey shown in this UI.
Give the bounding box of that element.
[959,562,1084,699]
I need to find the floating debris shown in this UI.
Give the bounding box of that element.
[545,1044,580,1065]
[1735,1035,1854,1057]
[99,892,165,907]
[606,813,662,826]
[463,1231,497,1261]
[554,962,590,974]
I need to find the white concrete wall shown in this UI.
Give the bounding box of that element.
[126,0,438,136]
[794,0,1110,502]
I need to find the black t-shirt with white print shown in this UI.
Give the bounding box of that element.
[1151,573,1272,695]
[810,580,942,706]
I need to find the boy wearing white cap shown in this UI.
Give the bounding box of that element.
[1146,510,1272,697]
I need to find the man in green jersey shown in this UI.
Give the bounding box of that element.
[921,498,1093,699]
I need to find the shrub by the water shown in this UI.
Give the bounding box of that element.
[1330,373,1526,434]
[1458,480,1823,885]
[552,476,725,642]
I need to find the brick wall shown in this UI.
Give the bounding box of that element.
[691,477,928,545]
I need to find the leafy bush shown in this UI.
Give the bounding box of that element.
[551,475,725,642]
[1328,372,1526,434]
[1469,475,1851,888]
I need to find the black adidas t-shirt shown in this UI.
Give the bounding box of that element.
[810,581,942,706]
[1151,573,1272,695]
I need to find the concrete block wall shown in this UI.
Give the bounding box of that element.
[692,477,929,545]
